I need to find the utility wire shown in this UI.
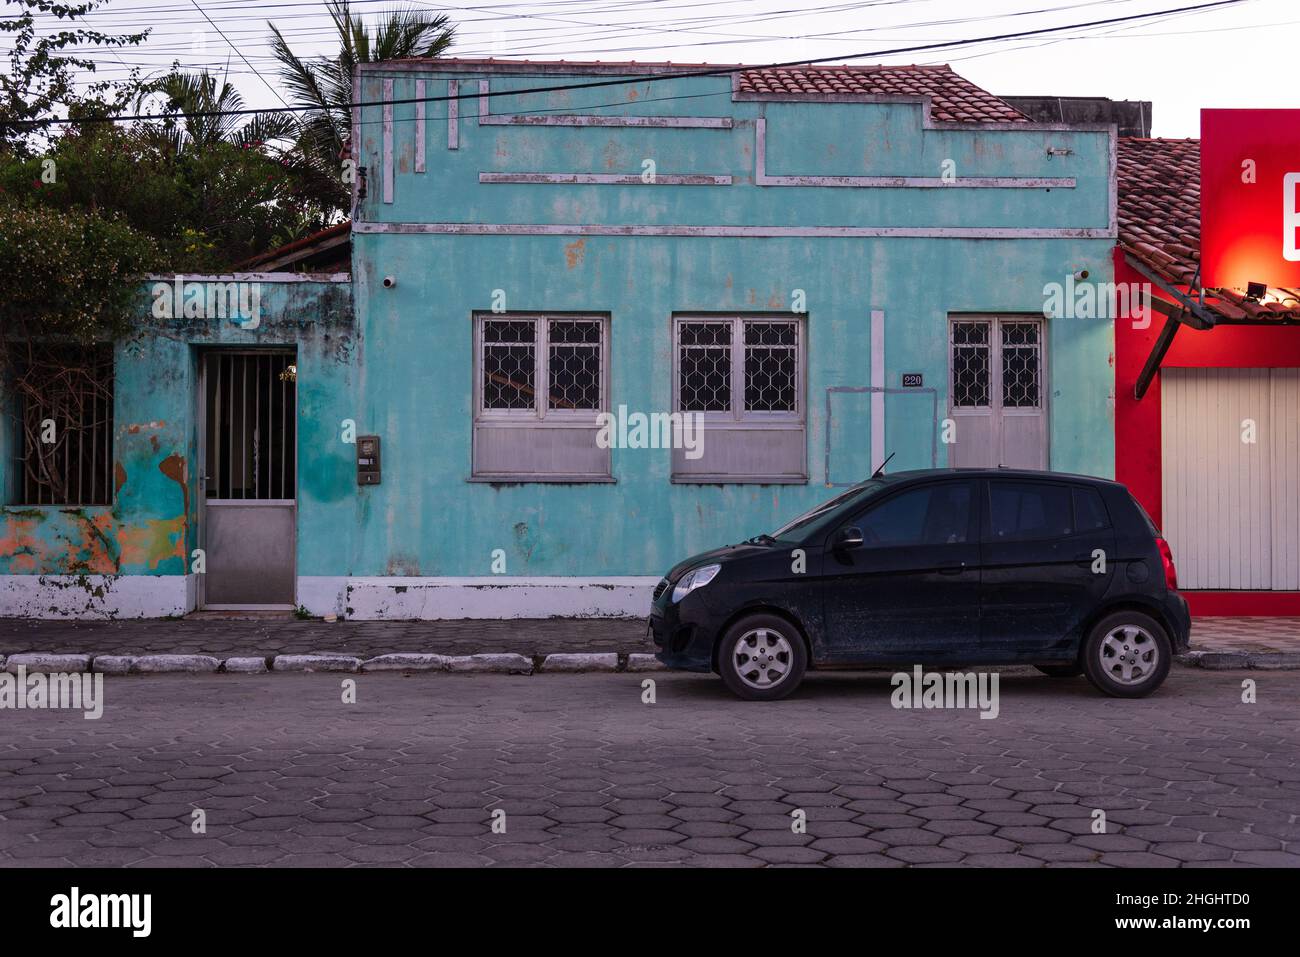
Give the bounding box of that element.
[11,0,1250,128]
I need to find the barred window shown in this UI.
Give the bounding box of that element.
[479,316,605,416]
[547,319,602,412]
[9,345,114,506]
[678,318,800,417]
[473,314,610,481]
[744,321,798,413]
[673,316,806,484]
[950,320,990,410]
[482,319,536,411]
[1000,321,1042,409]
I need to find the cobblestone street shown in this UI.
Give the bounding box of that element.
[1,667,1297,868]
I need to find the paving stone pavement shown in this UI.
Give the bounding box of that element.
[0,668,1297,868]
[0,616,652,659]
[1190,617,1300,653]
[1,615,1294,662]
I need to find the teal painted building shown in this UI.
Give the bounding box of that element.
[0,61,1118,618]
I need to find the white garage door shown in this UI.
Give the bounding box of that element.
[1161,368,1300,590]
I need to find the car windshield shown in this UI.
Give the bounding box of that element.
[768,480,887,541]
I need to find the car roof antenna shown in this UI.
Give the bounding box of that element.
[870,451,896,479]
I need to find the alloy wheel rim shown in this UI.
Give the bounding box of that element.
[734,628,794,690]
[1100,624,1159,685]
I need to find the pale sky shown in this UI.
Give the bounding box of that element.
[11,0,1298,137]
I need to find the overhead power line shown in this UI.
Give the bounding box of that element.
[12,0,1249,128]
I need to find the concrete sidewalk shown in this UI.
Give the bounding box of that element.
[0,614,1296,670]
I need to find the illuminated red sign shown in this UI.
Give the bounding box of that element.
[1201,108,1300,291]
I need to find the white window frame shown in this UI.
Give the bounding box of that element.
[471,312,612,482]
[673,315,805,426]
[671,314,807,484]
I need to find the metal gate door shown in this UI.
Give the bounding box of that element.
[1161,367,1299,590]
[199,352,297,608]
[948,317,1048,469]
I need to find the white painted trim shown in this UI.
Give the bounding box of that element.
[476,78,731,129]
[480,172,731,186]
[0,574,657,620]
[754,118,1074,189]
[736,90,1117,134]
[871,309,885,473]
[382,78,394,204]
[0,575,192,619]
[353,221,1115,239]
[310,576,658,620]
[447,79,459,150]
[415,79,426,172]
[143,272,350,283]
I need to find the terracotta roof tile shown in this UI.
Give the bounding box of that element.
[736,65,1029,124]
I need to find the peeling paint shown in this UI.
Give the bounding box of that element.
[564,238,587,269]
[158,453,189,517]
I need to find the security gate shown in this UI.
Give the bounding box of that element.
[198,351,297,608]
[947,317,1048,469]
[1161,367,1300,590]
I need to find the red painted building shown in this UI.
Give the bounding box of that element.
[1115,137,1300,615]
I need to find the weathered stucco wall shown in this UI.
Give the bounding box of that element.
[1,64,1120,616]
[345,64,1116,581]
[0,278,353,616]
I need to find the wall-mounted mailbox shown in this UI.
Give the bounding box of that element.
[357,435,381,485]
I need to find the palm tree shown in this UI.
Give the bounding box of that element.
[138,69,296,155]
[270,0,455,179]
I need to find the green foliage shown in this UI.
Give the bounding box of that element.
[0,119,330,272]
[0,198,159,343]
[0,0,149,155]
[270,0,456,212]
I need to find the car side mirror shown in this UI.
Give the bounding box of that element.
[836,526,865,550]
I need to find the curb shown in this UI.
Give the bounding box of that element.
[1178,649,1300,670]
[272,655,362,673]
[539,653,618,673]
[0,650,671,676]
[361,653,449,672]
[448,654,533,674]
[5,653,91,674]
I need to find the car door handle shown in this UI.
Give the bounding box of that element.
[938,561,966,575]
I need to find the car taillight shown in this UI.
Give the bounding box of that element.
[1156,537,1178,590]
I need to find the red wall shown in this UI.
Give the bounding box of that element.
[1113,247,1300,614]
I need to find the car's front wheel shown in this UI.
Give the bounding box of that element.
[1081,611,1171,697]
[717,614,807,701]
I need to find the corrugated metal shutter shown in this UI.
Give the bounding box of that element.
[1161,368,1291,589]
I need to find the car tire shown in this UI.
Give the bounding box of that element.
[1036,664,1082,678]
[717,614,807,701]
[1081,610,1171,698]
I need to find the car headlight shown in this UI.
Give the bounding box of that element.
[672,563,721,603]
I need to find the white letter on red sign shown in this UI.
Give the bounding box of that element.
[1285,172,1300,262]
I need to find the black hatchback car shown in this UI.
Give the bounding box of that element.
[650,468,1190,701]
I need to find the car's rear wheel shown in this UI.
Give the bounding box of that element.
[1081,611,1171,698]
[717,614,807,701]
[1036,663,1082,678]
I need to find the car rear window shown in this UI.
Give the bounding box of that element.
[989,481,1073,541]
[1073,487,1111,531]
[1129,493,1161,536]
